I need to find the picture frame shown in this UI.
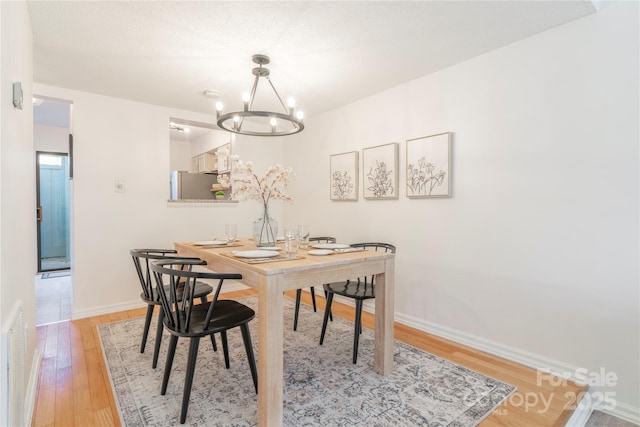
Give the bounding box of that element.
[363,142,399,200]
[406,132,451,198]
[330,151,359,201]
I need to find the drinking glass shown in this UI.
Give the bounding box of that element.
[297,225,310,249]
[284,228,298,258]
[225,224,237,246]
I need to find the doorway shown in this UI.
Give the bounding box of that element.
[36,151,71,272]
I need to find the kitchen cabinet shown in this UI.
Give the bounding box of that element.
[193,153,217,173]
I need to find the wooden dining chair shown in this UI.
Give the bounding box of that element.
[319,242,396,364]
[150,258,258,424]
[293,236,336,331]
[130,249,214,369]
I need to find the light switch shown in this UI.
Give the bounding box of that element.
[115,180,125,193]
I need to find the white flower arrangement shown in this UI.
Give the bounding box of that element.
[217,155,295,207]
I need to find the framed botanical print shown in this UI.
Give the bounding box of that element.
[363,143,398,200]
[406,132,451,198]
[330,151,358,201]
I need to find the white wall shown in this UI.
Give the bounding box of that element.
[283,2,639,421]
[169,139,191,171]
[34,124,68,153]
[0,0,37,423]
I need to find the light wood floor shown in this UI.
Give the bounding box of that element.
[31,289,585,427]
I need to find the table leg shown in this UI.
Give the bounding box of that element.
[374,257,395,375]
[257,275,284,426]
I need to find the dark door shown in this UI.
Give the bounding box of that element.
[36,151,70,272]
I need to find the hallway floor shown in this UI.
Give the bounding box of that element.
[35,272,71,326]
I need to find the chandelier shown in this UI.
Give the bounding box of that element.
[215,54,304,137]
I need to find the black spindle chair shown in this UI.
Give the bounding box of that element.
[130,249,214,369]
[319,242,396,364]
[293,236,336,331]
[150,259,258,424]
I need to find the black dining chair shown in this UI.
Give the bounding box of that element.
[319,242,396,364]
[130,249,214,369]
[292,236,336,331]
[150,258,258,424]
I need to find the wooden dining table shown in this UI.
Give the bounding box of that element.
[175,238,395,427]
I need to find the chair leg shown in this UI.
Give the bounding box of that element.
[140,304,154,353]
[221,330,230,369]
[353,300,363,364]
[310,286,317,312]
[240,324,258,393]
[293,289,302,331]
[152,309,164,369]
[180,338,200,424]
[209,334,218,352]
[324,290,333,322]
[161,335,179,395]
[319,292,334,345]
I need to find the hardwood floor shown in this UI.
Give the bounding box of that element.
[31,289,585,427]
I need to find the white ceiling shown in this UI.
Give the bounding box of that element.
[28,1,598,123]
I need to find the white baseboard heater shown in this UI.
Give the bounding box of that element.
[1,300,26,427]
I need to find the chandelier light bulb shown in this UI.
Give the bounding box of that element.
[270,117,277,126]
[296,111,304,121]
[287,97,296,115]
[184,127,190,133]
[215,101,224,111]
[242,92,250,111]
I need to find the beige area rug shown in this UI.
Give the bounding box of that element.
[98,296,516,426]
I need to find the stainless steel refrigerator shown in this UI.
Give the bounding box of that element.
[169,171,219,200]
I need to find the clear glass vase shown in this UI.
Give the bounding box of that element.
[253,204,278,247]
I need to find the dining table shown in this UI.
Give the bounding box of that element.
[175,238,396,427]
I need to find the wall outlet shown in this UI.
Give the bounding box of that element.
[115,180,125,193]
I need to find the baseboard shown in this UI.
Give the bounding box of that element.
[564,391,640,425]
[73,299,146,320]
[220,281,250,294]
[73,282,250,320]
[24,350,42,427]
[598,401,640,424]
[565,403,594,426]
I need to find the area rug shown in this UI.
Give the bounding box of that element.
[98,296,516,426]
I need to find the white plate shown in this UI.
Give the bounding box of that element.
[309,249,334,256]
[232,250,279,258]
[193,240,228,246]
[312,243,350,250]
[260,246,282,251]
